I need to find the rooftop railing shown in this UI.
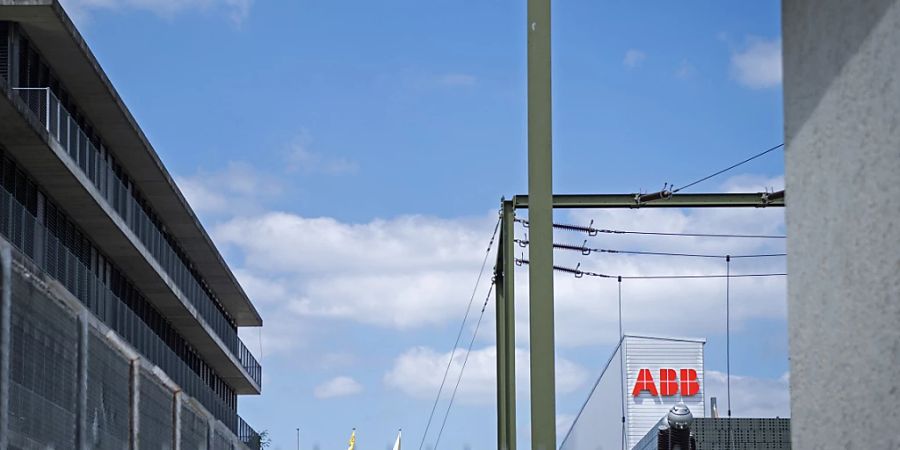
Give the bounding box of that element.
[11,87,262,387]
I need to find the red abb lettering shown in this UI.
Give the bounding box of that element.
[632,368,700,397]
[659,368,678,396]
[631,368,659,397]
[680,368,699,396]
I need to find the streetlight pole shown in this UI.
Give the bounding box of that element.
[296,428,300,450]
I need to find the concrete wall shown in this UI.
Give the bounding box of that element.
[783,1,900,448]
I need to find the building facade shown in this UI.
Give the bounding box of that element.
[0,1,262,448]
[560,335,706,450]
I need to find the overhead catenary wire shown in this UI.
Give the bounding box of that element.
[516,218,786,239]
[672,143,785,193]
[418,214,501,450]
[513,238,785,259]
[514,259,786,280]
[433,282,495,450]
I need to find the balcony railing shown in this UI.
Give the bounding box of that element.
[238,416,262,450]
[11,87,261,387]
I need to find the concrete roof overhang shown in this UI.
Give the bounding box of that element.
[0,0,262,326]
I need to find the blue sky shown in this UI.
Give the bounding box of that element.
[62,1,786,449]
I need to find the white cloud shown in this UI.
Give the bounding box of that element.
[60,0,253,24]
[383,346,588,405]
[214,212,497,330]
[176,162,282,217]
[314,376,364,399]
[623,49,646,69]
[286,135,359,175]
[720,174,784,193]
[705,370,790,417]
[521,204,787,347]
[731,37,782,89]
[216,174,785,357]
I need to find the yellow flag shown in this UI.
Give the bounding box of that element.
[348,429,356,450]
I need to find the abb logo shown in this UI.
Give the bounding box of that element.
[631,368,700,397]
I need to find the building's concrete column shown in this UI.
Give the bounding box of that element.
[0,244,11,449]
[783,1,900,448]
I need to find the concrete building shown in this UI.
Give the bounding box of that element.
[783,0,900,447]
[0,1,263,448]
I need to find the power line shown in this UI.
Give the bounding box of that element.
[517,218,786,239]
[433,282,495,450]
[514,238,786,259]
[418,215,501,450]
[514,259,786,280]
[672,143,785,193]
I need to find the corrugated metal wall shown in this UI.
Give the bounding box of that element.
[624,336,705,449]
[559,335,705,450]
[559,341,626,450]
[0,243,256,450]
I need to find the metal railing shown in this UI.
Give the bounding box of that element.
[11,87,262,386]
[239,339,263,388]
[238,416,262,450]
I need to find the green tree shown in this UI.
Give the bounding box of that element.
[258,430,272,449]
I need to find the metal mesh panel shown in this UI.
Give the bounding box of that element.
[86,330,130,450]
[0,21,9,81]
[138,370,174,450]
[213,427,234,450]
[633,418,791,450]
[7,271,78,450]
[181,403,210,450]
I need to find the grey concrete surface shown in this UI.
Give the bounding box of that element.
[783,0,900,448]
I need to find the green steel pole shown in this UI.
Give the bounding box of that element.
[503,200,517,450]
[526,0,556,448]
[496,210,508,450]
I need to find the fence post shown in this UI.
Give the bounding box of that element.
[131,359,141,450]
[76,310,89,449]
[174,391,182,450]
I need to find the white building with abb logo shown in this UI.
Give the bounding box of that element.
[560,335,706,450]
